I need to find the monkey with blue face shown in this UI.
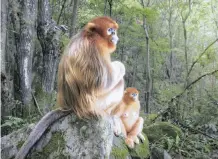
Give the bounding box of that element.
[16,16,125,159]
[112,87,145,148]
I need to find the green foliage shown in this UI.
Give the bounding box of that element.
[141,7,159,24]
[155,83,183,102]
[198,47,217,67]
[17,140,25,149]
[150,38,170,52]
[1,115,40,136]
[1,116,26,132]
[60,34,70,50]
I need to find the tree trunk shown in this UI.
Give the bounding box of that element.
[70,0,79,37]
[132,52,139,86]
[182,20,188,78]
[1,0,9,75]
[168,0,173,82]
[181,0,192,85]
[57,0,67,25]
[1,0,10,117]
[104,0,107,15]
[11,0,38,114]
[108,0,113,17]
[141,0,151,114]
[37,0,62,112]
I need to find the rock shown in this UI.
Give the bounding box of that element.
[1,114,114,159]
[150,147,172,159]
[144,122,182,143]
[111,133,150,159]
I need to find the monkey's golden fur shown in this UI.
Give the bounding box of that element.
[15,17,125,159]
[112,87,145,148]
[57,17,125,118]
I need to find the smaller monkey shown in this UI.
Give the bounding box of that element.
[112,87,145,148]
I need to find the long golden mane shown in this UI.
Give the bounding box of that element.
[57,32,112,118]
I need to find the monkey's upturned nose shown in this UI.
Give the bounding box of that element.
[111,35,119,45]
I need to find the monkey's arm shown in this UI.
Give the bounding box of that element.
[97,61,125,100]
[125,117,144,148]
[102,61,125,93]
[15,109,71,159]
[110,61,125,88]
[128,117,144,137]
[111,102,125,117]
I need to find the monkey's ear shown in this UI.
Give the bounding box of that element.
[124,90,127,94]
[85,22,97,33]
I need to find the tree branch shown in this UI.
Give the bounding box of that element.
[57,0,67,25]
[31,92,43,116]
[174,120,217,140]
[173,69,218,100]
[187,38,218,77]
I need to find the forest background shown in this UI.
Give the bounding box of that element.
[1,0,218,158]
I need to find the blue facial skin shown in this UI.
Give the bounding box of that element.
[107,28,119,45]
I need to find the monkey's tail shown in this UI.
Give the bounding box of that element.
[15,109,71,159]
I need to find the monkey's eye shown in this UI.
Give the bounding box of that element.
[131,93,138,97]
[107,28,116,35]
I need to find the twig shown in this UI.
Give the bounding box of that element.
[174,120,217,140]
[172,69,218,100]
[57,0,67,25]
[152,69,218,122]
[31,92,43,116]
[187,38,218,77]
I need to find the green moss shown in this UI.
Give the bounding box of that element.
[61,34,70,49]
[111,147,129,159]
[17,140,25,149]
[111,136,129,159]
[129,133,150,158]
[144,122,182,143]
[111,134,150,159]
[147,114,158,121]
[34,85,57,111]
[43,132,65,154]
[28,131,67,158]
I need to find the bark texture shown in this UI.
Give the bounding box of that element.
[70,0,79,37]
[37,0,61,94]
[1,0,9,74]
[11,0,38,106]
[141,0,152,113]
[37,0,62,112]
